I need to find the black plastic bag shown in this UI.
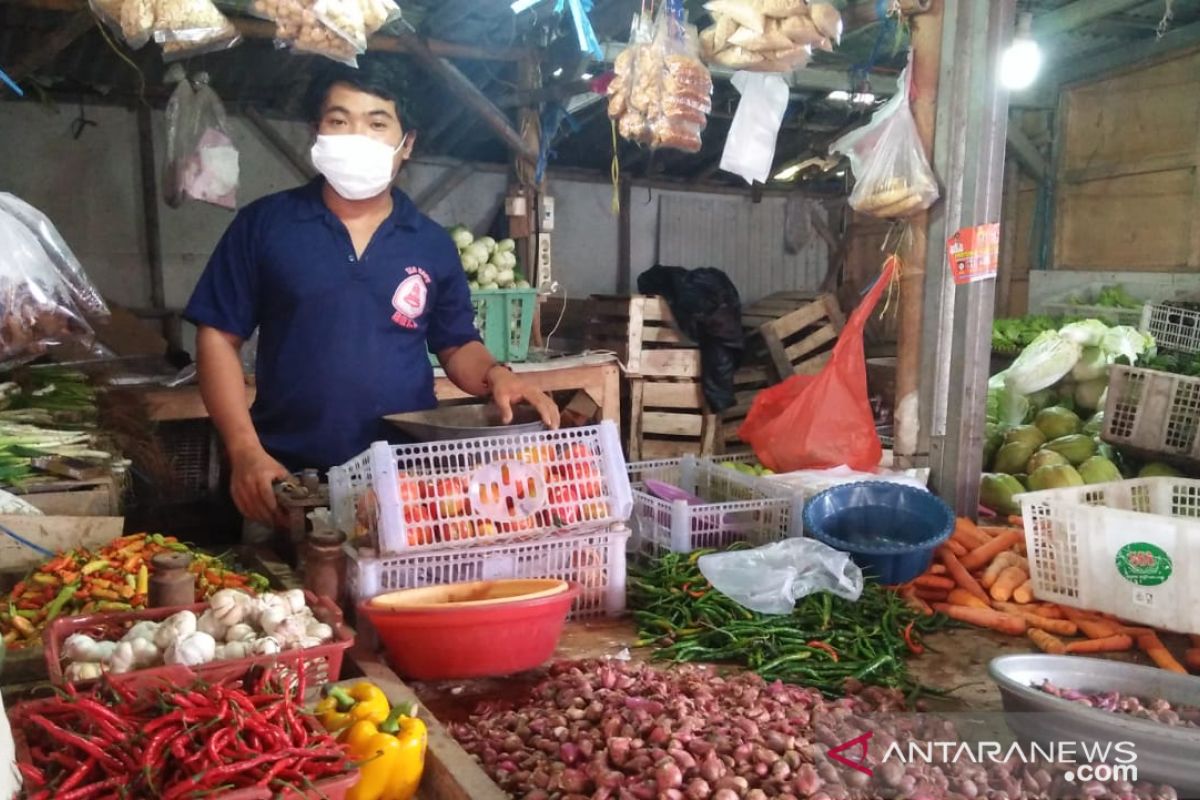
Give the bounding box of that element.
[637,265,744,413]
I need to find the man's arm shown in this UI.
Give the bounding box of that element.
[438,341,559,427]
[196,326,289,525]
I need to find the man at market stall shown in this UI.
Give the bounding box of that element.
[185,61,560,530]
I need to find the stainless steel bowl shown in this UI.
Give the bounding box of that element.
[383,404,545,442]
[989,654,1200,793]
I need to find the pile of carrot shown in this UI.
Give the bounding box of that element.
[897,517,1197,674]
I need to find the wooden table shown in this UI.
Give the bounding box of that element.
[126,354,622,424]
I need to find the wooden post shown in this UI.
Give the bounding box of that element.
[617,180,632,294]
[515,54,544,348]
[893,0,944,463]
[136,105,171,347]
[997,160,1020,316]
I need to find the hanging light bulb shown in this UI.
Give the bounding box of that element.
[1001,11,1041,90]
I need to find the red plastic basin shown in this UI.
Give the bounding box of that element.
[360,579,579,680]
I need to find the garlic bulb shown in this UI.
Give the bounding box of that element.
[64,662,105,682]
[225,623,257,643]
[164,631,216,667]
[154,610,198,650]
[251,636,282,656]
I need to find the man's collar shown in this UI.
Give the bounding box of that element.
[295,177,421,231]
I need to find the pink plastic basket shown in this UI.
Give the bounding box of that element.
[44,589,354,690]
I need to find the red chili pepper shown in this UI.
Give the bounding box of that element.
[903,621,925,655]
[72,698,132,737]
[806,640,840,662]
[60,776,123,800]
[26,714,123,771]
[57,757,97,792]
[17,762,46,786]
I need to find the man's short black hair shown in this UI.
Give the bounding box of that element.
[305,58,406,124]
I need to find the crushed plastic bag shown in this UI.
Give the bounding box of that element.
[164,67,239,210]
[697,537,863,615]
[739,257,894,473]
[720,70,789,185]
[0,195,108,369]
[830,54,939,219]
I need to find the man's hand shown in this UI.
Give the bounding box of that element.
[489,366,560,429]
[229,444,291,526]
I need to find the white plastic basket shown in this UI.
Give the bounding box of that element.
[1141,302,1200,355]
[1018,478,1200,634]
[1102,365,1200,468]
[627,455,802,556]
[329,421,633,554]
[346,525,630,619]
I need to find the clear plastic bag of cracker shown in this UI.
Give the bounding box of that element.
[360,0,401,38]
[153,0,241,60]
[264,0,362,65]
[89,0,155,49]
[311,0,367,51]
[608,12,655,145]
[647,7,711,154]
[830,57,939,219]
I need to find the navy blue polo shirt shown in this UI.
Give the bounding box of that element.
[184,179,480,472]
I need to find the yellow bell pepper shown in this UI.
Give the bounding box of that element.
[315,682,391,734]
[341,703,427,800]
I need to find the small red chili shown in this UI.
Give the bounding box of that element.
[903,621,925,654]
[806,640,840,662]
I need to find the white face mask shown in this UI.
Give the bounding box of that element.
[310,134,406,201]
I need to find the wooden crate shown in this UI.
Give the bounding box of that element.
[740,291,827,330]
[628,378,719,461]
[720,365,774,453]
[585,295,700,378]
[759,294,845,380]
[15,477,122,517]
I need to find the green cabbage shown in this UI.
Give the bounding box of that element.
[448,225,474,250]
[1059,319,1108,347]
[1101,326,1154,365]
[1071,346,1109,382]
[1006,332,1082,395]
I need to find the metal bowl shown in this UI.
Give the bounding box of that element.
[383,404,545,442]
[988,653,1200,793]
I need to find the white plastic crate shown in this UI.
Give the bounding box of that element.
[329,421,633,554]
[346,525,630,619]
[1018,478,1200,634]
[1102,365,1200,468]
[1141,302,1200,355]
[628,455,802,556]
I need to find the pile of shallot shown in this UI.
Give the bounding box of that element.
[1040,681,1200,728]
[451,660,1179,800]
[61,588,335,681]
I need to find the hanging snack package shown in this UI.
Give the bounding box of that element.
[830,55,939,219]
[254,0,361,65]
[164,67,240,210]
[608,14,654,146]
[153,0,241,61]
[311,0,367,51]
[0,194,109,369]
[359,0,401,38]
[89,0,155,49]
[700,0,838,72]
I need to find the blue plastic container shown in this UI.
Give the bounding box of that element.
[802,482,955,585]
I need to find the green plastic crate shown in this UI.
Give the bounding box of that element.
[428,287,538,365]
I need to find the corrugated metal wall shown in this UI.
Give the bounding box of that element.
[656,193,829,304]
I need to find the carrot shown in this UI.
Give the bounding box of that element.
[1185,648,1200,673]
[947,588,991,610]
[1065,635,1134,654]
[992,603,1077,636]
[980,552,1018,589]
[1011,579,1035,605]
[914,588,949,602]
[900,589,934,617]
[1116,626,1157,637]
[1006,515,1025,527]
[1137,633,1187,674]
[1031,604,1065,619]
[1028,628,1067,655]
[913,575,956,591]
[928,563,947,575]
[990,566,1029,603]
[938,548,989,603]
[953,518,989,549]
[932,603,1028,636]
[1061,608,1121,639]
[945,539,968,557]
[960,531,1024,571]
[1190,634,1200,649]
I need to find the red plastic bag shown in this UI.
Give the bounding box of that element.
[739,257,896,473]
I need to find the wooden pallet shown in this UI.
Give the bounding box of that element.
[585,295,700,378]
[759,293,845,380]
[720,365,774,453]
[628,377,719,461]
[740,291,827,330]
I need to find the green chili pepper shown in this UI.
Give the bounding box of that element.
[44,583,79,622]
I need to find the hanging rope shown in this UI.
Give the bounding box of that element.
[610,119,621,215]
[1156,0,1174,40]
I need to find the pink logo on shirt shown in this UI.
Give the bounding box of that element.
[392,273,428,329]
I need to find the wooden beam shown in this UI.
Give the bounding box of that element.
[1032,0,1146,38]
[1005,123,1049,183]
[413,162,474,212]
[243,107,316,181]
[497,79,592,108]
[1053,20,1200,85]
[135,105,166,316]
[393,27,539,165]
[5,9,94,83]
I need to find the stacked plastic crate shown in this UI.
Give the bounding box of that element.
[329,421,633,619]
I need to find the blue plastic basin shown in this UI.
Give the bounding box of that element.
[802,482,955,585]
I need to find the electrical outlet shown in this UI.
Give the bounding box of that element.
[505,195,527,217]
[537,233,553,290]
[540,196,555,232]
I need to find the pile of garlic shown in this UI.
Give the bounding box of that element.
[61,589,335,682]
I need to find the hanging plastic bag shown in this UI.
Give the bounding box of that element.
[696,538,863,615]
[719,70,789,184]
[830,55,939,219]
[252,0,362,65]
[739,257,895,473]
[153,0,240,60]
[0,195,107,369]
[164,68,240,211]
[89,0,154,49]
[698,0,837,72]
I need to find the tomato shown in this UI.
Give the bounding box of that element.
[440,520,475,542]
[397,473,432,504]
[404,502,437,546]
[432,476,468,519]
[547,485,581,527]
